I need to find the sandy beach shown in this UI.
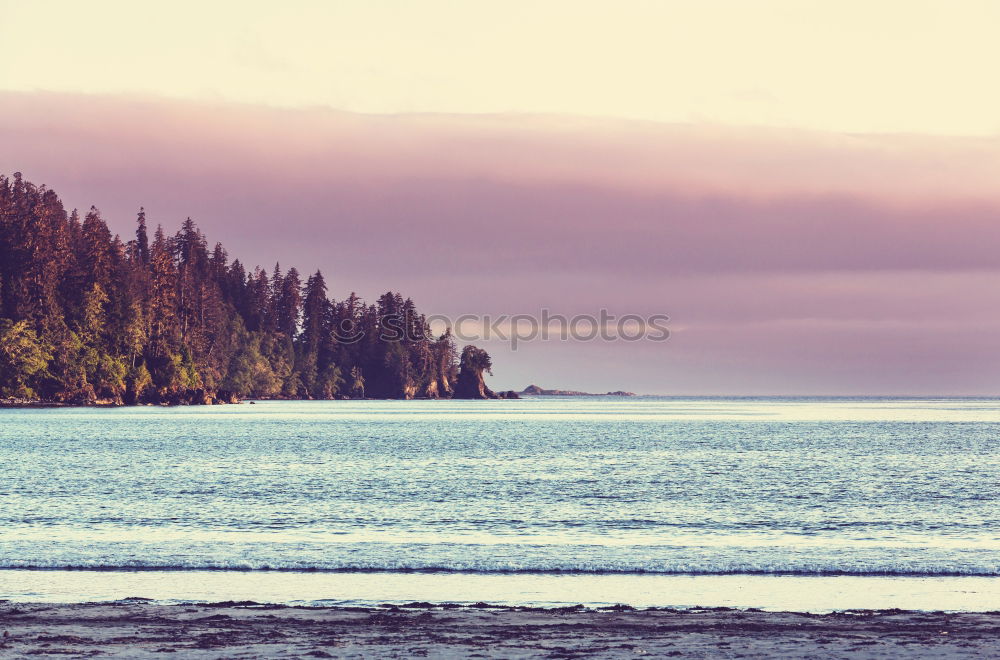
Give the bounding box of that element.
[1,600,998,658]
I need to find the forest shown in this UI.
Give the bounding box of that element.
[0,173,509,404]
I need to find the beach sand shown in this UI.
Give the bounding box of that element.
[2,600,998,658]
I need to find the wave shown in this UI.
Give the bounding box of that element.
[1,559,998,577]
[4,537,998,577]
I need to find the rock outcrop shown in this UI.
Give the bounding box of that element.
[452,345,497,399]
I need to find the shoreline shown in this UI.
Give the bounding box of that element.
[4,569,1000,615]
[0,396,530,409]
[5,394,999,409]
[2,601,997,658]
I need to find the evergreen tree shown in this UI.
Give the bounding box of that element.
[133,207,150,267]
[0,173,500,404]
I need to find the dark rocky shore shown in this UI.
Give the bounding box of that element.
[1,601,997,658]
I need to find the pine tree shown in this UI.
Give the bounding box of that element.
[133,208,149,267]
[0,173,499,403]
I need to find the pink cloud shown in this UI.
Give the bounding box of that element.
[3,91,1000,394]
[5,91,1000,204]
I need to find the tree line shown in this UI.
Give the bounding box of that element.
[0,173,509,404]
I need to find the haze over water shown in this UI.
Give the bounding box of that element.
[1,398,998,610]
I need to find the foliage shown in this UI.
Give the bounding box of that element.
[0,320,52,398]
[0,172,494,403]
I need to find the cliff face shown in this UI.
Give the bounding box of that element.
[422,373,454,399]
[438,372,454,398]
[453,368,496,399]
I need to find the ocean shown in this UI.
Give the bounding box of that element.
[1,397,998,611]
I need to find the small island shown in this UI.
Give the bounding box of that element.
[520,384,636,396]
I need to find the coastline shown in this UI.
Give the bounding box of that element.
[2,601,997,658]
[5,569,1000,613]
[0,393,526,408]
[0,397,241,409]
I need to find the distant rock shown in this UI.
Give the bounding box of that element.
[519,384,635,397]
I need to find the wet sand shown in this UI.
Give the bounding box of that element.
[1,600,998,658]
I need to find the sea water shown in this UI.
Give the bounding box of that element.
[1,397,998,611]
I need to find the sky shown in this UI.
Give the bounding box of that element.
[2,1,1000,394]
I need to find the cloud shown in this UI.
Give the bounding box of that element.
[3,91,1000,393]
